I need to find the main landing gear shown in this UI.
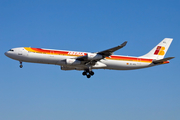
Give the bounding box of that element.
[19,61,23,68]
[82,70,94,78]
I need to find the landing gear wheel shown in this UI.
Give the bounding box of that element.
[83,68,94,78]
[82,72,87,76]
[87,74,91,78]
[89,71,94,76]
[19,61,23,68]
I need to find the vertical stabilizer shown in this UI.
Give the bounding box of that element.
[140,38,173,60]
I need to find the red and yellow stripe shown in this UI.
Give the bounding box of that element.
[24,47,83,56]
[24,47,169,64]
[106,56,153,63]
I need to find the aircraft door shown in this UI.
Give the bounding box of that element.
[18,49,23,56]
[18,48,28,56]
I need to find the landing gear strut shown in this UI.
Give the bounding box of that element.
[19,61,23,68]
[82,68,94,78]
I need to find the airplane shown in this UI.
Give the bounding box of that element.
[5,38,174,78]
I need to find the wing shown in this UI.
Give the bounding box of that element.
[97,41,127,57]
[76,41,127,62]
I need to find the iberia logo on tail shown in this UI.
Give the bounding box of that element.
[154,46,165,55]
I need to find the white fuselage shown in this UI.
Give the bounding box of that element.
[5,47,156,71]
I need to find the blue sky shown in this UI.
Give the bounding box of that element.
[0,0,180,120]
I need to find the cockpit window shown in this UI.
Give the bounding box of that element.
[9,49,14,51]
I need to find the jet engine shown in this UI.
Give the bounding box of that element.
[65,59,81,65]
[86,53,103,60]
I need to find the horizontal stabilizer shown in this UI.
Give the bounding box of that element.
[153,57,175,64]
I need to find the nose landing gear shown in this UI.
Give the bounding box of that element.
[19,61,23,68]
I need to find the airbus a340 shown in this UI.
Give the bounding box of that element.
[5,38,174,78]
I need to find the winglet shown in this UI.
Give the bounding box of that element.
[121,41,128,47]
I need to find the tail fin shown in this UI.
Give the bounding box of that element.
[141,38,173,60]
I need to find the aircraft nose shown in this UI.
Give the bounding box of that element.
[4,51,10,57]
[4,51,8,56]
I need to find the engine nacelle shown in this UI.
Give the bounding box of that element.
[65,59,81,65]
[87,53,103,60]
